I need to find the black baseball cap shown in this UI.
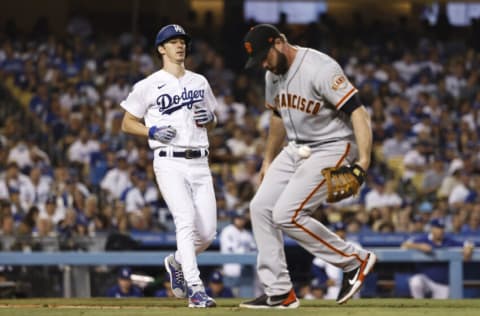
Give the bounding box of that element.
[244,24,281,69]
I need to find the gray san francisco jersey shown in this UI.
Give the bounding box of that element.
[265,47,358,143]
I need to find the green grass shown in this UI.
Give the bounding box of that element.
[0,298,479,316]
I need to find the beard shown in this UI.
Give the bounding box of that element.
[271,49,288,75]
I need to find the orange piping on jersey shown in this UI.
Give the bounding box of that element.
[290,143,364,264]
[335,88,358,109]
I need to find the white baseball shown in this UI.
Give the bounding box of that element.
[298,145,312,158]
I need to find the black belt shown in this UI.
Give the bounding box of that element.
[294,139,341,147]
[158,149,208,159]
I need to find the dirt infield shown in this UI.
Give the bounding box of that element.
[0,298,479,316]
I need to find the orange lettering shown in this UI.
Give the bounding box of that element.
[306,100,314,113]
[274,95,279,107]
[292,95,297,109]
[312,102,321,114]
[281,94,287,108]
[298,97,305,111]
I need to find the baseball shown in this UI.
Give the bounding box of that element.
[298,145,312,158]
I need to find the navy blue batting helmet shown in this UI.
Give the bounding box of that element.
[154,24,191,47]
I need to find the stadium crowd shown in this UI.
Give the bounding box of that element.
[0,10,480,298]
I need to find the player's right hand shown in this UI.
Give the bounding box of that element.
[148,125,177,143]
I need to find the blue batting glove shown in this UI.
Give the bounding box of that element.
[148,125,177,143]
[193,106,214,126]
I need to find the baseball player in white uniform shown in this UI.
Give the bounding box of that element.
[120,24,217,308]
[239,24,376,309]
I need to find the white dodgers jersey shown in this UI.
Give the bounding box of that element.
[265,47,358,143]
[120,69,217,149]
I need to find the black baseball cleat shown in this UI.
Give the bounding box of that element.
[337,252,377,304]
[239,288,300,309]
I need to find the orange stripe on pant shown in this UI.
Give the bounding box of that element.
[289,142,364,264]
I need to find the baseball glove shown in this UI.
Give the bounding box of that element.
[321,164,366,203]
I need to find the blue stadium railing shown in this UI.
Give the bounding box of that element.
[129,232,480,248]
[0,249,479,298]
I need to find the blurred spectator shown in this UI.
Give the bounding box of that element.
[100,151,132,202]
[219,210,256,297]
[393,52,420,83]
[29,165,52,206]
[7,138,33,172]
[106,267,143,298]
[0,42,23,75]
[206,270,234,298]
[103,76,131,105]
[402,140,433,183]
[15,205,39,237]
[382,127,412,161]
[461,206,480,233]
[67,128,100,166]
[154,273,175,298]
[365,178,402,211]
[223,178,240,210]
[8,187,25,223]
[448,171,474,207]
[409,214,426,233]
[124,172,158,231]
[130,44,154,76]
[445,61,467,99]
[215,92,246,125]
[302,278,327,300]
[421,157,447,200]
[405,73,437,102]
[401,218,474,298]
[78,194,100,235]
[437,158,464,199]
[0,162,35,213]
[37,195,65,236]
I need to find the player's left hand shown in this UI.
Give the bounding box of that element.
[193,106,214,126]
[322,164,366,203]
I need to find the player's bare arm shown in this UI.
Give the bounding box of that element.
[259,114,285,179]
[401,240,433,253]
[121,111,148,137]
[350,106,372,171]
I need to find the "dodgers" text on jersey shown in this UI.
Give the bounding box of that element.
[156,87,205,114]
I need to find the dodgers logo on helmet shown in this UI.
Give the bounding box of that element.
[155,24,191,47]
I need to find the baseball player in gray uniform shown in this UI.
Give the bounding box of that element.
[120,24,217,308]
[239,24,376,308]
